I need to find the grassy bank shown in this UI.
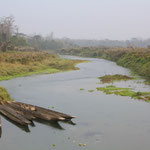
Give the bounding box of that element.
[0,51,86,101]
[60,47,150,83]
[0,87,14,102]
[0,51,85,81]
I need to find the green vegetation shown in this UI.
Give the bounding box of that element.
[60,47,150,83]
[99,74,134,83]
[96,85,150,101]
[0,87,14,102]
[80,88,85,90]
[0,51,85,81]
[52,144,56,147]
[88,90,94,92]
[0,51,86,102]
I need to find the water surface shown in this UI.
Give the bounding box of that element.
[0,56,150,150]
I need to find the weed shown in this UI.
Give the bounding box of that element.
[97,85,150,102]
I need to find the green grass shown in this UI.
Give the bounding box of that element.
[96,85,150,102]
[60,47,150,83]
[0,87,14,102]
[99,74,134,83]
[0,51,87,102]
[0,51,86,81]
[0,68,60,81]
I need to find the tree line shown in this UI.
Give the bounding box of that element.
[0,16,74,51]
[0,16,150,52]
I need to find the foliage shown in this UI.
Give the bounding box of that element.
[96,85,150,101]
[88,90,94,92]
[60,47,150,82]
[11,35,28,46]
[0,16,16,43]
[67,38,150,48]
[0,51,85,81]
[0,87,14,102]
[99,74,134,83]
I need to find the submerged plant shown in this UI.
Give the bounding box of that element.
[88,90,94,92]
[97,85,150,102]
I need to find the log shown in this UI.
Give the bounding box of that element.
[0,103,31,124]
[6,102,66,121]
[0,105,30,126]
[0,100,76,133]
[15,102,76,120]
[4,102,35,120]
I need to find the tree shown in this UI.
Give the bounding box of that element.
[0,16,19,51]
[0,16,16,43]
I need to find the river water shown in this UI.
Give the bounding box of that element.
[0,55,150,150]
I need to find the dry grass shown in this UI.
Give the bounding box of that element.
[99,74,134,83]
[0,87,14,102]
[0,51,85,81]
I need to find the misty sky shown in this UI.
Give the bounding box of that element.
[0,0,150,40]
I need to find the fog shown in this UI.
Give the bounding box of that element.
[0,0,150,40]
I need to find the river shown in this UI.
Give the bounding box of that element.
[0,55,150,150]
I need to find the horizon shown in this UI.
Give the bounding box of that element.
[0,0,150,40]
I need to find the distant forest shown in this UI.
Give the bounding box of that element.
[0,16,150,51]
[65,38,150,48]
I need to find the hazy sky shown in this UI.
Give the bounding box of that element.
[0,0,150,40]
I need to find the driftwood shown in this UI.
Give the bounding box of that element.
[0,101,76,130]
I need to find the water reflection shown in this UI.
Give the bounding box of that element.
[0,114,30,134]
[0,113,77,138]
[62,120,76,125]
[34,119,64,130]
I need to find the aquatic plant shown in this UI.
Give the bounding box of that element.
[88,90,94,92]
[99,74,134,83]
[78,143,86,147]
[97,85,150,101]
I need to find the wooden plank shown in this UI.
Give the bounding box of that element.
[0,105,29,126]
[9,102,66,121]
[5,102,35,120]
[15,102,76,119]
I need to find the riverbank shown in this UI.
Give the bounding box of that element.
[0,51,86,101]
[60,47,150,84]
[0,87,14,102]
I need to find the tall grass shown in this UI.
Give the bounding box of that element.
[0,87,14,102]
[0,51,84,81]
[60,47,150,82]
